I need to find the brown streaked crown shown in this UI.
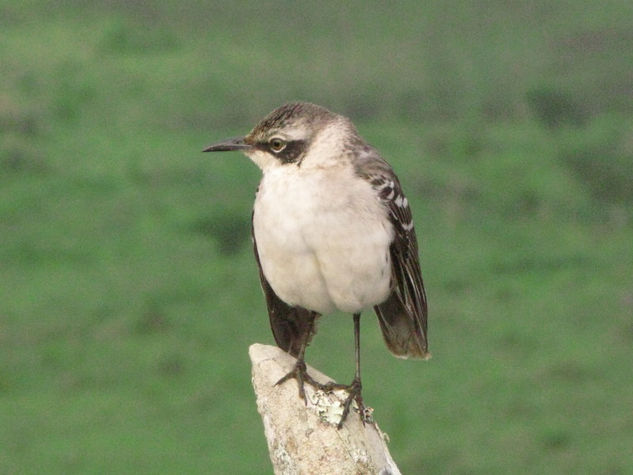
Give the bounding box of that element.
[246,102,335,142]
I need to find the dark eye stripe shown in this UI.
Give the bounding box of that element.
[258,139,307,164]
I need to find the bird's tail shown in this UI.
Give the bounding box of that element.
[374,292,430,360]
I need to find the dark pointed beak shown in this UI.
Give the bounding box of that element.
[202,136,252,152]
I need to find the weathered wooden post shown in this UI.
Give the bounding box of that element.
[249,343,401,474]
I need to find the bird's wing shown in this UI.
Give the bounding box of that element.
[251,211,317,358]
[355,149,429,358]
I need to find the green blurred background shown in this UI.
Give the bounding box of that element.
[2,1,632,473]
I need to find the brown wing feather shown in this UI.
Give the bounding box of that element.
[354,149,429,358]
[375,223,429,358]
[252,211,318,358]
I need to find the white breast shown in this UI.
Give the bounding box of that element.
[253,163,393,315]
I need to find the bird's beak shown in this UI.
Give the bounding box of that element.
[202,136,252,152]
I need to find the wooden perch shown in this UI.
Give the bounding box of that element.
[249,343,401,475]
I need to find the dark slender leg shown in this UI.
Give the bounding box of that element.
[275,314,327,402]
[323,313,367,429]
[353,312,361,383]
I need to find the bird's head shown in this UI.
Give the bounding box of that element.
[203,102,357,171]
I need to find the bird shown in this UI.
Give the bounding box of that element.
[203,102,429,428]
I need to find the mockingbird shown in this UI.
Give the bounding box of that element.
[204,102,428,428]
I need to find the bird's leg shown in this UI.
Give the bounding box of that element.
[322,313,368,429]
[275,314,327,402]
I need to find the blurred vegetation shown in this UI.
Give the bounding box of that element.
[1,1,632,473]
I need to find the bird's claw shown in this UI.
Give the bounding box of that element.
[275,359,328,402]
[318,378,367,428]
[276,363,368,429]
[334,377,366,429]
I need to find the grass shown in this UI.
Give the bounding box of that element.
[1,1,632,473]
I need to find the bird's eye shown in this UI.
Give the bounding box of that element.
[269,137,286,152]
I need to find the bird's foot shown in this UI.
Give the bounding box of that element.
[275,358,328,402]
[322,378,367,429]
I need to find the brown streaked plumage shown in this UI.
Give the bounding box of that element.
[204,102,429,428]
